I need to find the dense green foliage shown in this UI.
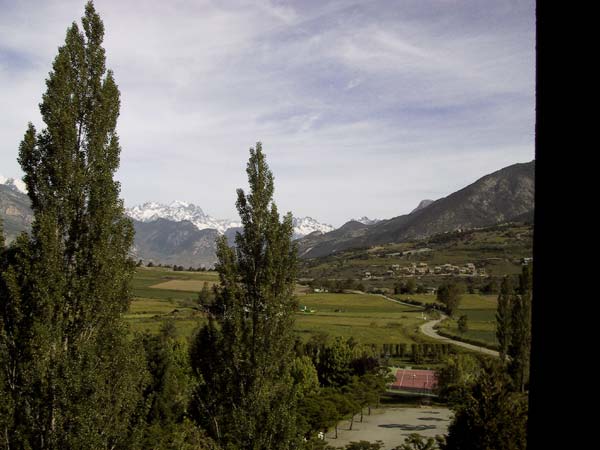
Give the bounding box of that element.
[394,278,417,295]
[441,361,528,450]
[135,322,218,450]
[189,144,300,449]
[0,3,148,448]
[437,283,464,316]
[296,335,392,441]
[395,434,443,450]
[435,354,482,405]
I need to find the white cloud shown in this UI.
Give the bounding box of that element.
[0,0,535,227]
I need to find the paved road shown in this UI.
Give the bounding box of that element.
[376,294,500,358]
[419,316,499,358]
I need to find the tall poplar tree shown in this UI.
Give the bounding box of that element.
[508,265,532,393]
[0,2,146,448]
[496,276,513,362]
[190,143,300,450]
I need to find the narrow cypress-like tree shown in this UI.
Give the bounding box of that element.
[508,265,532,393]
[496,276,513,362]
[0,3,147,448]
[190,143,299,450]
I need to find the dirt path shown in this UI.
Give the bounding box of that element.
[324,406,452,449]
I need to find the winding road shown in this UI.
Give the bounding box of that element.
[376,294,500,358]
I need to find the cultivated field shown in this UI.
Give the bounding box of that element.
[294,292,438,344]
[126,267,439,345]
[126,267,217,337]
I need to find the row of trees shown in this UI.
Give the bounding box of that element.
[393,279,431,295]
[308,278,365,293]
[141,260,213,272]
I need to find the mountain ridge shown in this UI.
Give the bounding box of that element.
[1,160,535,266]
[296,160,534,258]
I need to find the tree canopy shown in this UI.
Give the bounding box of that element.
[0,2,147,448]
[437,283,464,316]
[190,142,300,449]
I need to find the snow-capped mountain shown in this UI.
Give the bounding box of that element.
[292,217,335,240]
[352,216,380,225]
[127,202,334,239]
[127,201,241,235]
[0,175,27,194]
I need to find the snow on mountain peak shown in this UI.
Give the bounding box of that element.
[127,201,238,234]
[0,175,27,194]
[127,202,334,240]
[352,216,380,225]
[292,216,334,239]
[169,200,192,209]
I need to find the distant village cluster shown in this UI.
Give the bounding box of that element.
[363,261,486,280]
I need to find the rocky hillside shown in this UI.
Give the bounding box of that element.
[132,219,219,268]
[0,183,32,242]
[297,160,534,258]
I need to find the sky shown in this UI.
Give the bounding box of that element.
[0,0,535,227]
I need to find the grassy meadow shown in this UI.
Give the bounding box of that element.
[126,267,439,345]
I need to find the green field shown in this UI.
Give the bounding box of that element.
[435,294,498,348]
[294,292,438,344]
[126,267,218,337]
[126,267,440,345]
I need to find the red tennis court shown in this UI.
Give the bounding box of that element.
[390,369,438,393]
